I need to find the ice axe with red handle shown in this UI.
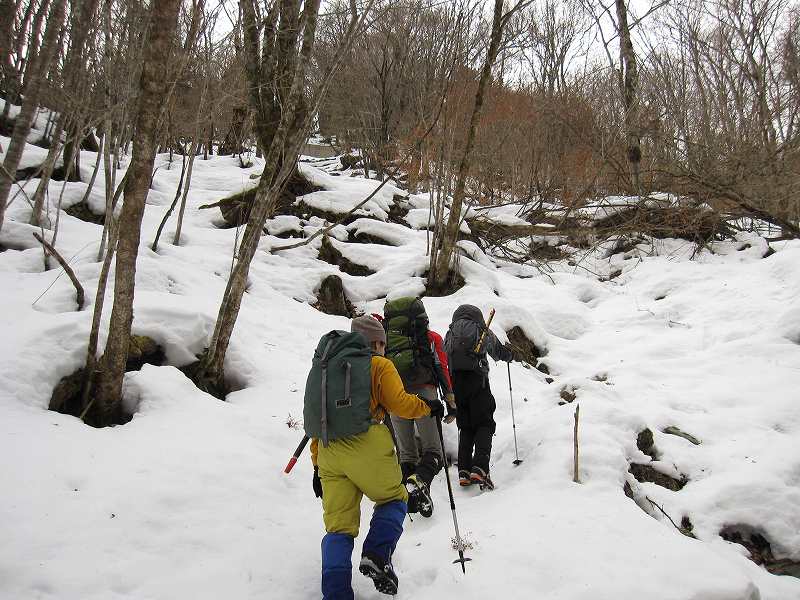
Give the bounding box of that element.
[284,435,310,473]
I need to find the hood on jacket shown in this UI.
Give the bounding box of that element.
[451,304,485,327]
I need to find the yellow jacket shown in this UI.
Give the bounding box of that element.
[310,355,431,465]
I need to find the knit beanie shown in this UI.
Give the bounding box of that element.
[351,315,386,345]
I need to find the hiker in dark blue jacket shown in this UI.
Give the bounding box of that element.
[444,305,513,490]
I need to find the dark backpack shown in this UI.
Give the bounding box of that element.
[383,297,435,387]
[303,330,373,447]
[445,318,483,372]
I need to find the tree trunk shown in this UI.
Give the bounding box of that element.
[431,0,504,290]
[174,135,199,245]
[0,0,15,95]
[98,124,116,260]
[0,0,65,231]
[615,0,641,196]
[205,121,213,158]
[29,113,66,226]
[79,130,105,207]
[194,0,373,390]
[9,0,36,107]
[151,146,186,252]
[20,0,51,91]
[91,0,182,426]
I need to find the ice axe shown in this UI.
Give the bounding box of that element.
[473,308,496,354]
[284,435,310,473]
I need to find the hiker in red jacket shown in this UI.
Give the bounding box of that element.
[373,304,456,518]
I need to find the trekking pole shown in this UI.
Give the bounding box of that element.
[435,416,471,573]
[508,362,523,466]
[473,308,496,353]
[284,435,309,474]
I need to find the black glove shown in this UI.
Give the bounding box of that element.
[444,401,457,424]
[503,343,516,363]
[425,397,445,419]
[313,466,323,498]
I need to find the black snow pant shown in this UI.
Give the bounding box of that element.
[452,370,496,474]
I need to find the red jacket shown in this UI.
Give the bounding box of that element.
[428,330,453,393]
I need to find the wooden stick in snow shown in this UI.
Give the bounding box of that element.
[573,404,581,484]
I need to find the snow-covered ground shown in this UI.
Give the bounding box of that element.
[1,117,800,599]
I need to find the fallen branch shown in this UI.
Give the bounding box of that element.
[32,232,85,310]
[645,496,684,533]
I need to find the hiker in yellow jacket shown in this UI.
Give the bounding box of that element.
[310,315,444,599]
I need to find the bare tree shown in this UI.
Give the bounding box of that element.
[615,0,642,195]
[0,0,66,231]
[429,0,508,292]
[89,0,183,427]
[195,0,374,391]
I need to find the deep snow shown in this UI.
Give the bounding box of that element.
[2,114,800,600]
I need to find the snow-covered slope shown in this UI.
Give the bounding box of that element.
[1,132,799,600]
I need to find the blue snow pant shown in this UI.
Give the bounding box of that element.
[321,500,407,600]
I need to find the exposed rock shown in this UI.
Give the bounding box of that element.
[388,196,410,224]
[424,268,466,297]
[318,236,374,276]
[126,335,166,371]
[49,369,84,418]
[204,169,323,227]
[32,135,51,149]
[314,274,354,317]
[273,228,303,239]
[628,463,687,491]
[558,386,576,405]
[720,526,800,578]
[680,515,697,539]
[65,201,105,225]
[51,163,81,182]
[637,428,659,460]
[179,358,232,401]
[663,426,701,445]
[506,326,543,365]
[763,246,776,259]
[623,480,635,499]
[536,361,550,375]
[529,241,567,261]
[49,335,165,425]
[15,164,41,181]
[347,229,394,246]
[605,235,646,258]
[340,154,361,170]
[291,200,368,227]
[81,131,100,152]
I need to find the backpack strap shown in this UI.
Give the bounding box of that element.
[343,361,352,408]
[319,338,335,447]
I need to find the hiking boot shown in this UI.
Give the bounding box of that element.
[458,470,472,487]
[406,474,433,518]
[470,467,495,490]
[359,552,399,595]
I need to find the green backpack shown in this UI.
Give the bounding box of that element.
[383,297,434,387]
[303,330,373,447]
